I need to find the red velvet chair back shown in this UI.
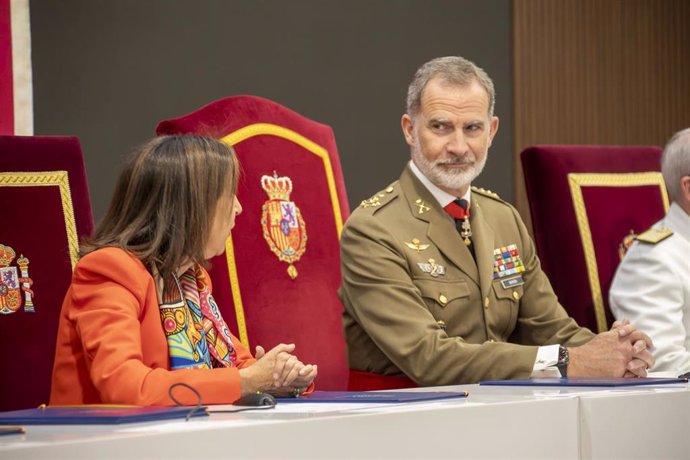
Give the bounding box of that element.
[521,145,667,333]
[157,96,349,389]
[0,135,94,410]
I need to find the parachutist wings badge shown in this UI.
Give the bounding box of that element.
[260,173,307,279]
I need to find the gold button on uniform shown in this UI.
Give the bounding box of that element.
[512,291,520,300]
[489,339,495,343]
[484,297,489,308]
[439,294,448,305]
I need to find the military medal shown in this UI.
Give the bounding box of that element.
[443,199,471,245]
[460,217,472,246]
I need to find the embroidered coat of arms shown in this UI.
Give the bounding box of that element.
[0,243,34,314]
[260,173,307,279]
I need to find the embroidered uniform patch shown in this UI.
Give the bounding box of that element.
[261,173,307,280]
[0,243,34,314]
[492,244,525,280]
[360,195,382,208]
[405,238,430,253]
[417,258,445,277]
[414,199,431,214]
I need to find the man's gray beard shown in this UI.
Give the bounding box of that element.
[411,143,487,191]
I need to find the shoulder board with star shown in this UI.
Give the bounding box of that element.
[471,186,502,202]
[359,182,399,210]
[636,226,673,244]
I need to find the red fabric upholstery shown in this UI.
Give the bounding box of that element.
[0,135,94,410]
[157,96,349,390]
[348,370,417,391]
[521,145,666,333]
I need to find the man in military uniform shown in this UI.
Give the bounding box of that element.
[610,127,690,375]
[340,56,653,387]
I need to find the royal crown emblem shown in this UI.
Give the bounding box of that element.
[260,173,307,279]
[0,243,34,315]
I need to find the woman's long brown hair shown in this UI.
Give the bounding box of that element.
[81,135,240,281]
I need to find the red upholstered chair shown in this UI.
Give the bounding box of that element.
[157,96,349,390]
[0,135,94,410]
[521,145,667,333]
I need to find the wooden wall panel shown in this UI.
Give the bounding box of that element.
[513,0,690,227]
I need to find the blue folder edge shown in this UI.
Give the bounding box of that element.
[276,390,469,403]
[479,377,688,387]
[0,406,208,425]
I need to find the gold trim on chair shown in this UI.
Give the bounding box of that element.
[568,172,669,332]
[0,171,79,269]
[219,123,344,347]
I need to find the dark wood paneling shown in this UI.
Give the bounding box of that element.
[514,0,690,226]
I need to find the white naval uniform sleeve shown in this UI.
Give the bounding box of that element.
[610,242,690,374]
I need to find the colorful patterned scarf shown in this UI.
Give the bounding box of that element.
[159,265,238,369]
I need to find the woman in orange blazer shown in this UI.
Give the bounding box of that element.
[50,135,316,406]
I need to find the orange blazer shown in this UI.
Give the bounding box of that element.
[50,247,256,406]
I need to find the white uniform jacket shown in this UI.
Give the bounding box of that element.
[610,202,690,374]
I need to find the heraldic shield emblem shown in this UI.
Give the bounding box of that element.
[260,173,307,279]
[0,243,34,315]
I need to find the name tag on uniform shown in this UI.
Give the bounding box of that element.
[500,276,524,289]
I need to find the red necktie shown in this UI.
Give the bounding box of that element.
[443,199,470,220]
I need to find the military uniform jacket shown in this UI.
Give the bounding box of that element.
[610,202,690,374]
[340,166,593,386]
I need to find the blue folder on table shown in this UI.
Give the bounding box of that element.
[0,406,208,425]
[277,390,468,403]
[479,377,688,387]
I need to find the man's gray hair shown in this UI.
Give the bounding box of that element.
[661,127,690,202]
[406,56,495,118]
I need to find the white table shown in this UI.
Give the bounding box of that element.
[578,387,690,459]
[0,383,687,459]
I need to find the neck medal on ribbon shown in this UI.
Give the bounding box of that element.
[260,173,307,279]
[0,243,34,315]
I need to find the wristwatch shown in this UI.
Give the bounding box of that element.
[556,345,569,378]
